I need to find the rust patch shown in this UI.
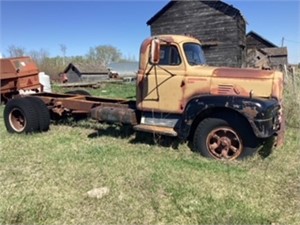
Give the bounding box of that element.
[134,124,177,136]
[186,78,208,83]
[140,38,152,55]
[272,76,284,101]
[91,106,137,125]
[213,67,274,78]
[52,101,65,116]
[139,35,174,59]
[179,88,210,112]
[157,36,175,44]
[179,71,211,112]
[1,57,41,95]
[242,106,258,118]
[210,84,249,97]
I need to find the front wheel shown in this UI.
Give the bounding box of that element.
[193,115,260,160]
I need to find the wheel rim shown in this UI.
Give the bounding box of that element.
[9,108,26,132]
[206,127,243,160]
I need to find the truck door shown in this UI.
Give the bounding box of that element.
[138,44,186,114]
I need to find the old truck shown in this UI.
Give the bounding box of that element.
[0,57,43,103]
[2,35,284,160]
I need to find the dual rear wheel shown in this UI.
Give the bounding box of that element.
[4,97,50,134]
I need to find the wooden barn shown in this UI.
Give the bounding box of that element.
[246,31,288,70]
[62,62,109,83]
[246,31,277,49]
[147,0,246,67]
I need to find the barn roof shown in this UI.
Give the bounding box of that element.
[147,0,245,25]
[246,31,278,48]
[64,62,108,74]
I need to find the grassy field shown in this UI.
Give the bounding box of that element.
[0,79,299,224]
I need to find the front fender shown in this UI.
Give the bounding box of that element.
[176,95,281,139]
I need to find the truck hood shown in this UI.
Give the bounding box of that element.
[212,67,274,79]
[206,67,283,101]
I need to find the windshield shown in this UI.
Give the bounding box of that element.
[183,43,206,66]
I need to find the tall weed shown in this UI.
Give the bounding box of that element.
[284,70,300,128]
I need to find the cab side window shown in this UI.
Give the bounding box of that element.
[159,45,181,65]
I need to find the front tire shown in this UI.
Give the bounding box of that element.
[193,114,260,160]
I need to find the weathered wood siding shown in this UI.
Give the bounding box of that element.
[246,32,288,70]
[149,1,246,67]
[246,35,273,49]
[236,15,246,67]
[269,56,288,70]
[65,68,81,83]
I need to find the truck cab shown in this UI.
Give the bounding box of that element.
[137,35,208,113]
[135,35,284,160]
[137,35,283,113]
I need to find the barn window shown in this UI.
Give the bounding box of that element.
[183,43,206,66]
[158,45,181,66]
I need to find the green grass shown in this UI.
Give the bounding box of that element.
[1,82,300,224]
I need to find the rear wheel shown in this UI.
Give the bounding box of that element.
[193,114,260,160]
[4,98,39,133]
[25,97,50,131]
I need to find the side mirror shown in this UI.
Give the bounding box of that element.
[150,38,160,64]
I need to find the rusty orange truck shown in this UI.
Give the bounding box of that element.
[0,57,42,102]
[2,35,284,160]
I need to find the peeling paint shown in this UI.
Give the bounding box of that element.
[242,106,259,118]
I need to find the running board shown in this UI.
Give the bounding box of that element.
[133,124,178,137]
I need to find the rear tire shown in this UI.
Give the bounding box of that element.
[193,113,260,160]
[4,98,39,133]
[25,97,50,131]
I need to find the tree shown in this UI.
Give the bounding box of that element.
[60,44,67,65]
[28,49,63,80]
[7,45,26,57]
[28,48,49,65]
[87,45,121,66]
[120,53,137,62]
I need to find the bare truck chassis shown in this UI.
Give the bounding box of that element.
[35,92,139,127]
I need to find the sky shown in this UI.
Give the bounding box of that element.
[1,0,299,63]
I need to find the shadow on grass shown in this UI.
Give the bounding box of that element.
[51,116,133,138]
[131,132,182,149]
[52,116,182,150]
[258,137,275,159]
[87,124,134,139]
[51,116,278,157]
[87,125,182,150]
